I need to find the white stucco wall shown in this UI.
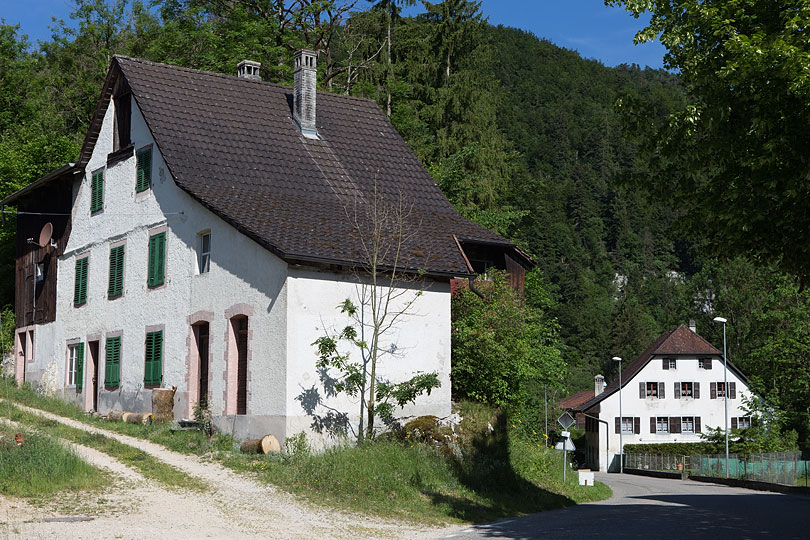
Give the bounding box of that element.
[29,95,288,429]
[586,356,751,471]
[23,92,454,444]
[285,268,452,445]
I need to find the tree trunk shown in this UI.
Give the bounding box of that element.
[107,410,124,422]
[386,13,392,117]
[240,434,281,454]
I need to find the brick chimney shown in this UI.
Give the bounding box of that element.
[237,60,261,80]
[293,49,318,139]
[594,374,605,396]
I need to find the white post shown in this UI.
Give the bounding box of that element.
[613,356,623,473]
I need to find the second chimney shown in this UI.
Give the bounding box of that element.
[237,60,261,80]
[293,49,318,139]
[689,319,697,333]
[594,374,605,397]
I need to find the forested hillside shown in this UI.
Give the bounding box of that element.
[0,0,807,446]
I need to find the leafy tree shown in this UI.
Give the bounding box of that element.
[610,0,810,282]
[451,269,565,407]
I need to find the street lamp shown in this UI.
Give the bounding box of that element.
[613,356,623,473]
[713,316,729,478]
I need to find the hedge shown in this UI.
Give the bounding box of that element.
[623,442,721,455]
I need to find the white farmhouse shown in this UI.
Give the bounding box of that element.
[569,323,754,472]
[4,53,531,443]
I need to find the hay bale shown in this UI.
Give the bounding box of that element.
[152,386,177,423]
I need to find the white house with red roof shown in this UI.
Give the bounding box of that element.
[568,323,754,472]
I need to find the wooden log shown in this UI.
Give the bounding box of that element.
[240,434,281,454]
[108,410,124,422]
[124,412,153,425]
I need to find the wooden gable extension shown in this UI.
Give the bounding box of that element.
[12,167,76,327]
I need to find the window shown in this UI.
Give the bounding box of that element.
[615,417,639,434]
[105,336,122,388]
[147,232,166,287]
[656,417,669,433]
[640,381,664,398]
[136,147,152,192]
[108,245,125,298]
[675,381,700,399]
[662,358,676,370]
[144,330,163,386]
[732,417,751,429]
[74,257,89,306]
[699,358,713,369]
[67,343,84,388]
[682,417,697,434]
[198,232,210,274]
[90,169,104,212]
[710,381,736,399]
[113,79,131,150]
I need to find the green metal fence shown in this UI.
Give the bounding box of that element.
[626,452,810,486]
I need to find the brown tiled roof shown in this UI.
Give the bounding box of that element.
[558,389,594,410]
[96,56,512,275]
[573,325,745,412]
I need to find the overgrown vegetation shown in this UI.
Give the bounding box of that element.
[0,424,104,497]
[222,401,610,524]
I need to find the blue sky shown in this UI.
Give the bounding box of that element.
[0,0,665,69]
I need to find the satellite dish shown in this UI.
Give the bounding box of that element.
[38,222,53,248]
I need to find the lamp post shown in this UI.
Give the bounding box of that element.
[713,316,729,478]
[613,356,623,473]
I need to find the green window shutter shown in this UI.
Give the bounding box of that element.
[76,343,85,391]
[91,170,104,212]
[105,336,121,388]
[136,148,152,193]
[74,257,88,306]
[108,245,125,297]
[148,232,166,287]
[144,330,163,386]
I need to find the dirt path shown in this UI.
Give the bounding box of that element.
[0,404,458,540]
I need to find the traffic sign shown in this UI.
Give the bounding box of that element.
[554,438,576,451]
[557,411,575,430]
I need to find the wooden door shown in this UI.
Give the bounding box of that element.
[234,317,248,415]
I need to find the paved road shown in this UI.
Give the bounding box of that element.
[433,473,810,539]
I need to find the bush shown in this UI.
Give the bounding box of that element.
[624,442,720,455]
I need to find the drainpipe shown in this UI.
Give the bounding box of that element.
[467,277,484,299]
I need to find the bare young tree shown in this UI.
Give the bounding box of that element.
[313,183,440,442]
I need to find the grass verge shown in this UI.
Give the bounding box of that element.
[0,376,234,456]
[3,402,206,492]
[0,423,105,497]
[222,403,610,524]
[1,378,609,523]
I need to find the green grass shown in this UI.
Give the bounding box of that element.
[222,403,611,524]
[0,379,610,523]
[0,376,235,456]
[3,402,206,492]
[0,424,105,497]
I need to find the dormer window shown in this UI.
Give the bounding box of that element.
[113,77,131,151]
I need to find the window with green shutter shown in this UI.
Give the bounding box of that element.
[74,257,89,306]
[144,330,163,386]
[105,336,121,388]
[108,245,125,298]
[90,170,104,212]
[75,343,85,391]
[147,232,166,287]
[136,148,152,192]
